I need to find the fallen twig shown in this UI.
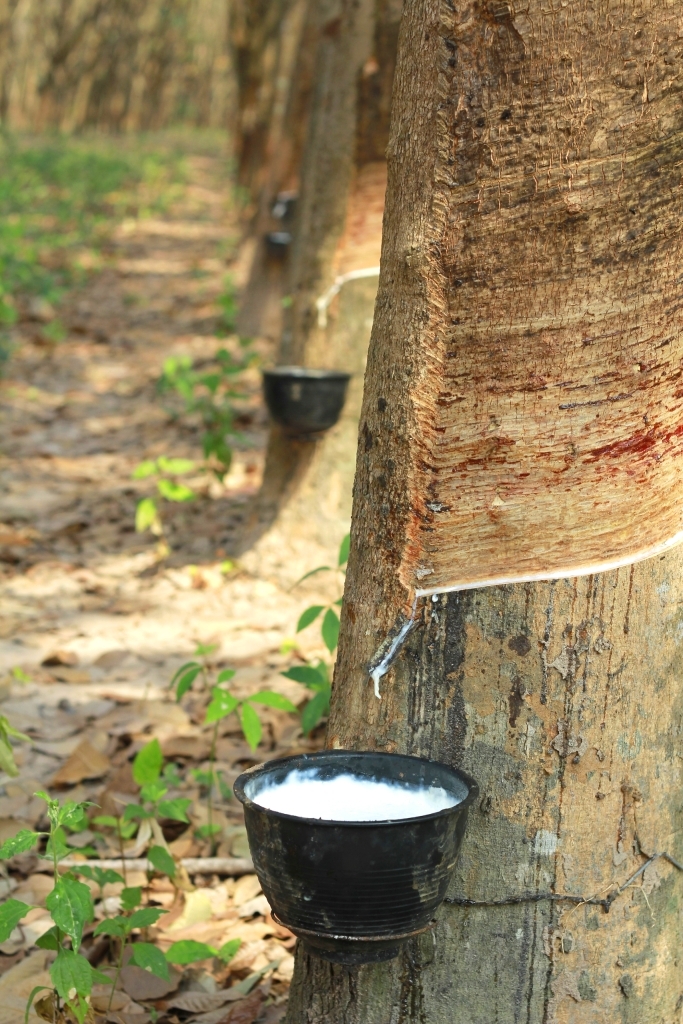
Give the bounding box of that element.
[37,855,254,876]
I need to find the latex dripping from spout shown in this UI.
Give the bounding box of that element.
[368,595,421,699]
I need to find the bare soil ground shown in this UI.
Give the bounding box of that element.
[0,142,334,1023]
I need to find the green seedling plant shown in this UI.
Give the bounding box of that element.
[159,337,254,480]
[120,738,192,857]
[133,455,197,546]
[172,649,296,852]
[281,534,349,734]
[0,714,29,778]
[0,793,114,1024]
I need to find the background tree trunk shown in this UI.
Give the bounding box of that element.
[233,0,316,342]
[286,0,683,1019]
[0,0,232,131]
[240,0,403,580]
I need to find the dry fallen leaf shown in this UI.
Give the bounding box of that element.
[194,989,264,1024]
[164,888,214,932]
[232,875,261,910]
[41,649,78,666]
[166,990,245,1013]
[120,964,180,1001]
[52,739,111,785]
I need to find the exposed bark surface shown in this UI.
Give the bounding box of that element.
[347,0,683,596]
[235,0,316,341]
[242,0,403,570]
[287,558,683,1022]
[285,0,683,1020]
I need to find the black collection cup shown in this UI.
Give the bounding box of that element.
[262,367,351,436]
[234,750,478,965]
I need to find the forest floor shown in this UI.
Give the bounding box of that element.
[0,133,338,1024]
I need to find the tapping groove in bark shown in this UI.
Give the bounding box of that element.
[346,0,683,595]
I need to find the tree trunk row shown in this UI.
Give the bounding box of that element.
[0,0,232,131]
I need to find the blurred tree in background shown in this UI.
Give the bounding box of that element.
[0,0,232,131]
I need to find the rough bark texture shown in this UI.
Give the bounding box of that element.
[343,0,683,596]
[241,0,403,573]
[235,0,316,341]
[285,0,683,1020]
[287,558,683,1023]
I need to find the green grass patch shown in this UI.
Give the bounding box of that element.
[0,132,195,325]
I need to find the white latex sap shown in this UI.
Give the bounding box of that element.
[252,769,459,821]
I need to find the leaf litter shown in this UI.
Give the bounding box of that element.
[0,133,339,1024]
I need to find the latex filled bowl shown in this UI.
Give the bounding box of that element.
[262,367,351,436]
[234,750,478,965]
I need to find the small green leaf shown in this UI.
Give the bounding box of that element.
[123,802,150,822]
[0,899,30,942]
[135,497,159,533]
[217,668,236,684]
[157,797,192,823]
[195,823,222,839]
[25,986,51,1024]
[240,702,262,751]
[281,665,327,689]
[195,643,218,657]
[0,736,19,778]
[176,665,202,700]
[50,949,93,1001]
[93,916,128,938]
[166,940,218,964]
[91,968,115,986]
[248,690,297,713]
[156,456,196,475]
[36,925,62,951]
[133,738,163,786]
[205,687,239,724]
[301,689,331,736]
[140,780,167,804]
[147,845,176,878]
[217,938,242,963]
[121,886,142,911]
[157,479,195,502]
[292,565,332,587]
[296,605,324,633]
[129,907,166,929]
[130,942,171,980]
[45,826,69,863]
[321,608,340,653]
[132,460,158,480]
[338,533,350,566]
[46,875,93,949]
[76,866,124,888]
[91,815,118,828]
[0,829,40,859]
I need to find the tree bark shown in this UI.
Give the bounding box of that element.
[288,561,683,1023]
[234,0,316,342]
[286,0,683,1020]
[240,0,402,576]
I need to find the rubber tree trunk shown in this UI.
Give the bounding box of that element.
[233,0,315,341]
[285,0,683,1020]
[240,0,402,577]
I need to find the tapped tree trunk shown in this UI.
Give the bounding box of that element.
[286,0,683,1021]
[240,0,403,579]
